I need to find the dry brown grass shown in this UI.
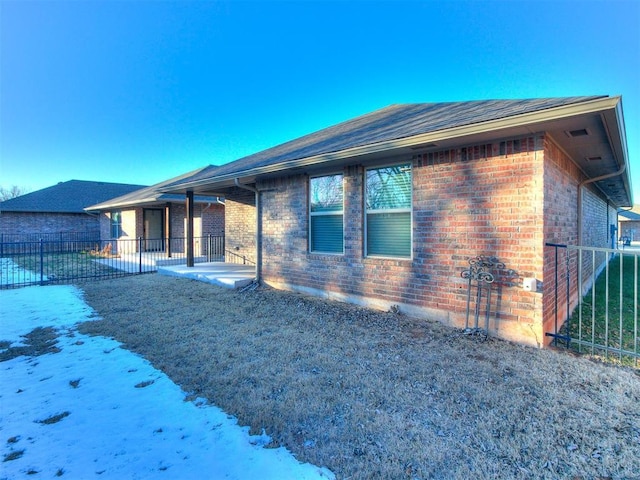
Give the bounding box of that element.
[0,326,61,362]
[77,274,640,480]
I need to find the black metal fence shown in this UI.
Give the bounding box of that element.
[0,235,231,289]
[546,243,639,366]
[0,231,100,255]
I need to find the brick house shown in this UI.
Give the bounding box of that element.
[164,96,633,347]
[85,166,224,255]
[0,180,146,241]
[618,206,640,245]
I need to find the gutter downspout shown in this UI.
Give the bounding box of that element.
[577,162,627,246]
[234,178,260,283]
[203,197,226,210]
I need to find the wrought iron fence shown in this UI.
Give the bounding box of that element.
[0,235,227,289]
[0,232,100,255]
[546,243,639,366]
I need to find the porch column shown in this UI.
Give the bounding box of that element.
[165,203,172,258]
[186,191,194,267]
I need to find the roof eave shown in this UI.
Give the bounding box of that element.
[168,96,627,194]
[85,196,163,211]
[613,99,633,206]
[85,194,221,212]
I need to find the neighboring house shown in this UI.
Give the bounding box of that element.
[0,180,146,241]
[163,96,632,347]
[85,166,224,256]
[618,206,640,244]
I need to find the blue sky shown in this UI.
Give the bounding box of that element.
[1,0,639,202]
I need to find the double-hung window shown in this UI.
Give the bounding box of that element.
[309,174,344,253]
[110,211,122,239]
[365,163,412,258]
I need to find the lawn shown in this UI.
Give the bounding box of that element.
[1,285,330,479]
[78,274,640,480]
[569,253,639,365]
[8,251,122,284]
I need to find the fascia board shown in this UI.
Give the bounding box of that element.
[85,195,219,212]
[598,98,633,206]
[613,98,633,204]
[173,97,622,192]
[84,197,161,211]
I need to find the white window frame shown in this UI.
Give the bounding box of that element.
[110,210,122,239]
[364,162,413,259]
[309,173,345,254]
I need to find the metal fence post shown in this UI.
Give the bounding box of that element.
[39,238,45,286]
[139,237,143,273]
[565,249,570,343]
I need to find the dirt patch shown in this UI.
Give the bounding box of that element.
[35,412,70,425]
[2,449,25,462]
[0,326,61,362]
[78,274,640,479]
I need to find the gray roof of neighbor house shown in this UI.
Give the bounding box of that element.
[85,165,221,211]
[0,180,147,214]
[163,96,633,207]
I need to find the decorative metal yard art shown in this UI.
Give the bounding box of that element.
[461,256,517,338]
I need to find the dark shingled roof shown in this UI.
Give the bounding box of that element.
[0,180,147,213]
[85,166,220,211]
[165,96,606,188]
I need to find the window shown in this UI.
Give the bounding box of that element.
[309,174,344,253]
[110,211,122,238]
[365,163,412,258]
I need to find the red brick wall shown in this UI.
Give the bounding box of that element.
[169,204,186,238]
[541,135,615,343]
[225,190,256,262]
[201,203,225,236]
[256,136,546,346]
[222,133,620,347]
[0,212,100,237]
[542,136,580,341]
[139,208,148,239]
[99,212,110,240]
[582,187,617,248]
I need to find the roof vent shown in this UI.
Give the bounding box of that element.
[585,156,602,162]
[565,128,590,138]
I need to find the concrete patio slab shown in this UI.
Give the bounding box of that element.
[158,262,255,289]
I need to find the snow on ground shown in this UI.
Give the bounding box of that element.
[0,258,46,286]
[0,284,334,479]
